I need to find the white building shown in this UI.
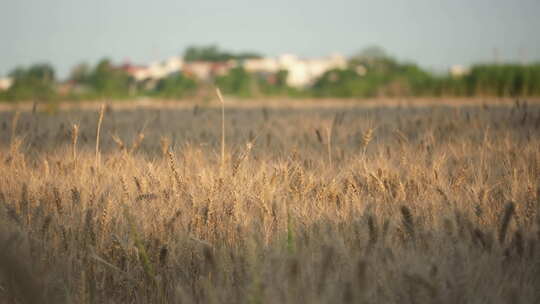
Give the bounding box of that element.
[240,53,347,88]
[0,77,13,91]
[163,56,183,74]
[243,57,280,74]
[450,65,470,77]
[125,53,347,88]
[129,56,184,81]
[182,61,235,81]
[277,53,346,88]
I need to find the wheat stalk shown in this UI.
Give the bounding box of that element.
[129,132,145,154]
[361,128,374,152]
[400,206,415,240]
[499,202,515,244]
[111,133,125,151]
[168,150,182,193]
[72,124,79,162]
[10,111,21,146]
[95,104,105,168]
[326,124,333,167]
[216,87,226,172]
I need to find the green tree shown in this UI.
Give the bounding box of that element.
[4,63,57,101]
[154,73,197,98]
[313,46,442,98]
[184,45,261,62]
[463,64,540,97]
[87,59,132,97]
[215,67,256,97]
[69,63,91,83]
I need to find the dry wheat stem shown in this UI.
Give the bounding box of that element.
[72,124,79,162]
[216,87,226,171]
[95,104,105,168]
[10,111,21,146]
[326,125,332,167]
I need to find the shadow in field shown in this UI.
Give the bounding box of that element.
[1,198,539,303]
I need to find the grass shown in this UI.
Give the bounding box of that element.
[0,99,539,303]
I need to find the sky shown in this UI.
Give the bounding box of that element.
[1,0,539,79]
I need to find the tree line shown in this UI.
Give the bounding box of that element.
[1,46,539,102]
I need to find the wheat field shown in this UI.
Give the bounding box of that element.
[0,99,539,303]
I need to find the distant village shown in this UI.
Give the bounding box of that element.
[0,50,470,92]
[0,53,346,92]
[3,46,536,100]
[114,53,348,88]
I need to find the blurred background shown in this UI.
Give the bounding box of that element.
[1,0,539,101]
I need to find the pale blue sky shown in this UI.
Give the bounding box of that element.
[1,0,539,79]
